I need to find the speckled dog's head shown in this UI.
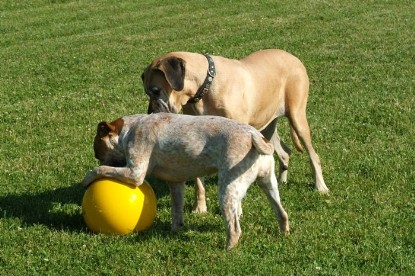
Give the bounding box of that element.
[93,118,126,167]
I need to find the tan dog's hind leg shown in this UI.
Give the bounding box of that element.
[192,177,207,213]
[285,72,329,194]
[261,118,291,184]
[288,110,329,194]
[168,182,185,232]
[271,130,291,184]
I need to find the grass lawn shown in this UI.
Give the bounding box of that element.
[1,0,414,274]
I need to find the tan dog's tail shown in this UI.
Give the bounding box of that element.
[250,131,275,155]
[290,126,304,153]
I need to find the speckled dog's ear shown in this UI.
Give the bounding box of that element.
[156,57,186,91]
[96,121,112,138]
[96,118,124,138]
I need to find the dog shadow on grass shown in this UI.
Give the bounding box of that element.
[0,176,220,239]
[0,183,86,232]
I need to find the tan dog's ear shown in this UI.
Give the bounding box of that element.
[157,57,185,91]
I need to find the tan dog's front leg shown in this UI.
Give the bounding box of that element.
[81,166,145,187]
[168,182,185,232]
[193,177,207,213]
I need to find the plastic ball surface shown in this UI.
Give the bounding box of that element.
[82,178,157,234]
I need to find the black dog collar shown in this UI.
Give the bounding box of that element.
[187,54,216,104]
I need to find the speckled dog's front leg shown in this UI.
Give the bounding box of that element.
[81,165,143,187]
[168,182,185,232]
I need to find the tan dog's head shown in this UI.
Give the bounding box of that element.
[93,118,126,167]
[141,55,190,114]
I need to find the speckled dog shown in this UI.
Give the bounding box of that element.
[82,113,289,249]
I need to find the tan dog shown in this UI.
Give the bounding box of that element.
[141,49,329,212]
[82,113,289,249]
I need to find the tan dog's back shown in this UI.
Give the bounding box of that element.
[208,49,309,131]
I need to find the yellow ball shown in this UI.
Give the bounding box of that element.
[82,178,157,234]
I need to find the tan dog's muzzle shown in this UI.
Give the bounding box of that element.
[147,99,177,114]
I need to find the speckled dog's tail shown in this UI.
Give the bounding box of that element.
[250,130,275,155]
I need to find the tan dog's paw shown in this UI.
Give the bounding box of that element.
[192,203,207,214]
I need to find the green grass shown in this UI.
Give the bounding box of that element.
[1,0,414,274]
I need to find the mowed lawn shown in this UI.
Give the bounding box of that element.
[0,0,414,274]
